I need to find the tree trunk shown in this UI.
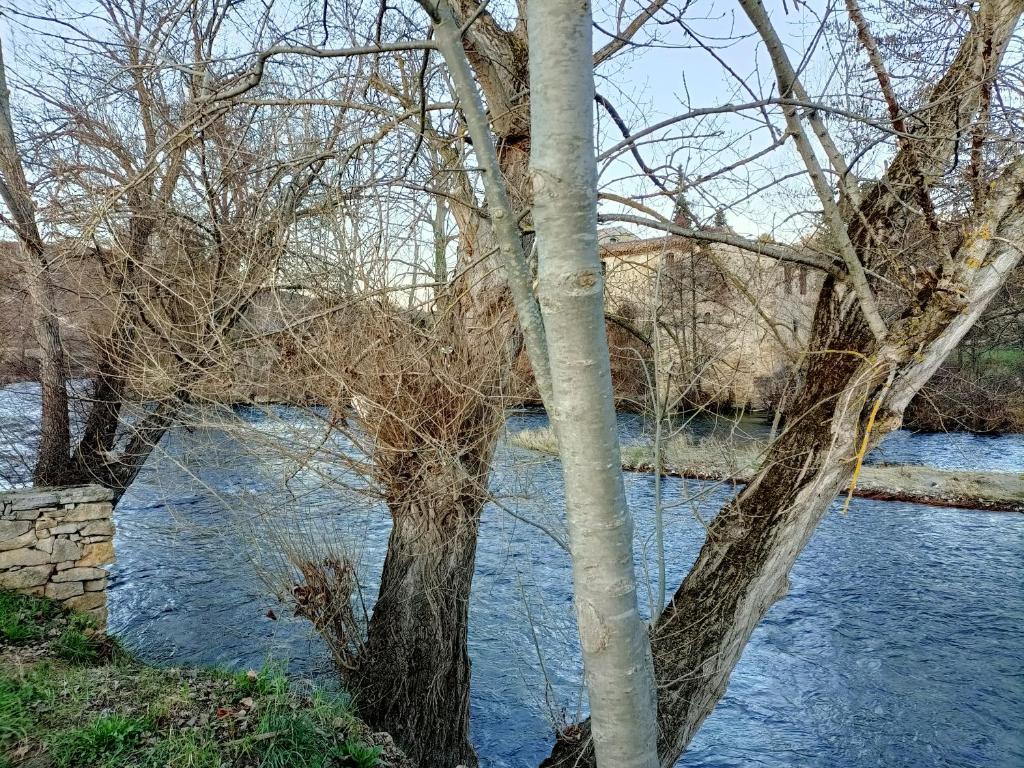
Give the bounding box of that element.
[356,464,487,768]
[344,5,543,764]
[26,270,72,486]
[0,40,72,486]
[528,2,659,766]
[544,3,1023,762]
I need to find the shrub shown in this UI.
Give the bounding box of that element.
[905,364,1024,433]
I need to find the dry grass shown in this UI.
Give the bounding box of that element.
[509,427,1024,511]
[510,426,764,480]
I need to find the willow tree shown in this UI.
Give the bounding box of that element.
[0,40,71,486]
[545,0,1024,764]
[1,0,349,497]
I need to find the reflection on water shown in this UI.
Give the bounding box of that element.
[2,387,1023,767]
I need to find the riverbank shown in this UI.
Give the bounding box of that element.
[0,591,407,768]
[511,428,1024,512]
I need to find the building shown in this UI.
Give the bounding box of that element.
[598,228,821,409]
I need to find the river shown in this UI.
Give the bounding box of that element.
[2,384,1023,767]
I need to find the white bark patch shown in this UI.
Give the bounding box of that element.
[577,599,611,655]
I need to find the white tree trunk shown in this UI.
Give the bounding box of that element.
[528,3,659,767]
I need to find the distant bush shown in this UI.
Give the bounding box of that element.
[905,362,1024,434]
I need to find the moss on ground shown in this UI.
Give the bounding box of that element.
[0,592,403,768]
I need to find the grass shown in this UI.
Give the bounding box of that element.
[49,714,151,768]
[0,591,393,768]
[0,591,62,644]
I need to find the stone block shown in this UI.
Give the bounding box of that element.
[84,577,108,592]
[35,516,58,533]
[83,605,108,628]
[64,592,105,612]
[51,566,107,582]
[77,541,115,567]
[45,581,85,600]
[0,530,37,552]
[34,537,55,554]
[64,503,111,522]
[0,547,50,568]
[54,486,113,505]
[0,565,54,590]
[80,520,114,538]
[0,520,32,541]
[49,523,81,536]
[9,492,58,510]
[50,539,83,563]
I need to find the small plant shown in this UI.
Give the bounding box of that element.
[48,714,150,768]
[0,591,61,644]
[0,678,32,751]
[332,740,381,768]
[143,731,222,768]
[53,628,101,664]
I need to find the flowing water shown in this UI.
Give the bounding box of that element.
[2,384,1023,767]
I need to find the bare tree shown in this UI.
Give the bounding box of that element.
[0,40,71,485]
[545,2,1024,764]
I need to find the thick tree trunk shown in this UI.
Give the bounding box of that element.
[344,6,541,765]
[357,500,482,768]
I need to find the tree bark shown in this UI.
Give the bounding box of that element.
[528,2,658,766]
[357,496,482,768]
[348,4,543,764]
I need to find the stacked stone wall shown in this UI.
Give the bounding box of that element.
[0,485,115,627]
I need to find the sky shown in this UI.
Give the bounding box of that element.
[1,0,1014,254]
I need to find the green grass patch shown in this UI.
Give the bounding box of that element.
[141,730,222,768]
[0,591,390,768]
[0,591,62,644]
[978,346,1024,369]
[48,714,152,768]
[0,678,33,752]
[53,628,102,664]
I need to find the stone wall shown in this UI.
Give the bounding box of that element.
[0,485,115,627]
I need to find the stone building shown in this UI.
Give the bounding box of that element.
[598,227,821,409]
